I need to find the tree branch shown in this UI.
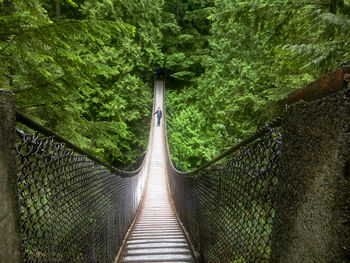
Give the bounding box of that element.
[0,29,20,55]
[12,75,65,93]
[18,102,63,110]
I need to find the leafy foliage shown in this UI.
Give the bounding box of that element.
[0,0,163,166]
[1,0,348,169]
[165,0,350,169]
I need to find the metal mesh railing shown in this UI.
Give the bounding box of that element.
[15,112,148,263]
[166,120,282,262]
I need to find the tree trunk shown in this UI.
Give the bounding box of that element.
[176,0,179,49]
[330,0,337,13]
[56,0,61,20]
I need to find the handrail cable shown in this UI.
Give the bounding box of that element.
[122,151,146,171]
[163,89,282,176]
[15,110,144,176]
[178,118,282,175]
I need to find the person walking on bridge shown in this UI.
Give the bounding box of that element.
[154,107,162,127]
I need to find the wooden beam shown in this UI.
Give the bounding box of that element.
[288,66,350,105]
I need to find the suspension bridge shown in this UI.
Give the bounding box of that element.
[0,66,349,263]
[117,82,195,262]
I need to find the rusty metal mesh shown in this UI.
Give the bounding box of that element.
[167,124,281,263]
[15,129,147,263]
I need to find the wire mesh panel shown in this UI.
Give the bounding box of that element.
[167,124,281,263]
[15,129,147,263]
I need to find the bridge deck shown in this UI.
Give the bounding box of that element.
[117,81,195,262]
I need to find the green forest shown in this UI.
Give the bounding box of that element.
[1,0,349,169]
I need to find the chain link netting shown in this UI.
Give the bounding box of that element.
[15,129,147,263]
[167,124,282,263]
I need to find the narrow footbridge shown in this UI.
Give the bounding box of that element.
[1,67,349,263]
[117,82,195,262]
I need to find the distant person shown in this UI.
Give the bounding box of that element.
[155,66,164,80]
[154,107,162,127]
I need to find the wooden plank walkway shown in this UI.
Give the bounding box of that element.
[117,81,195,263]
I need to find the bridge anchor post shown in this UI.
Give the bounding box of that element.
[271,88,350,262]
[0,89,23,262]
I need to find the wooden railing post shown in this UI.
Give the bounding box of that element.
[271,87,350,262]
[0,89,23,262]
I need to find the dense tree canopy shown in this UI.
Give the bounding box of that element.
[0,0,162,166]
[164,0,350,170]
[1,0,349,169]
